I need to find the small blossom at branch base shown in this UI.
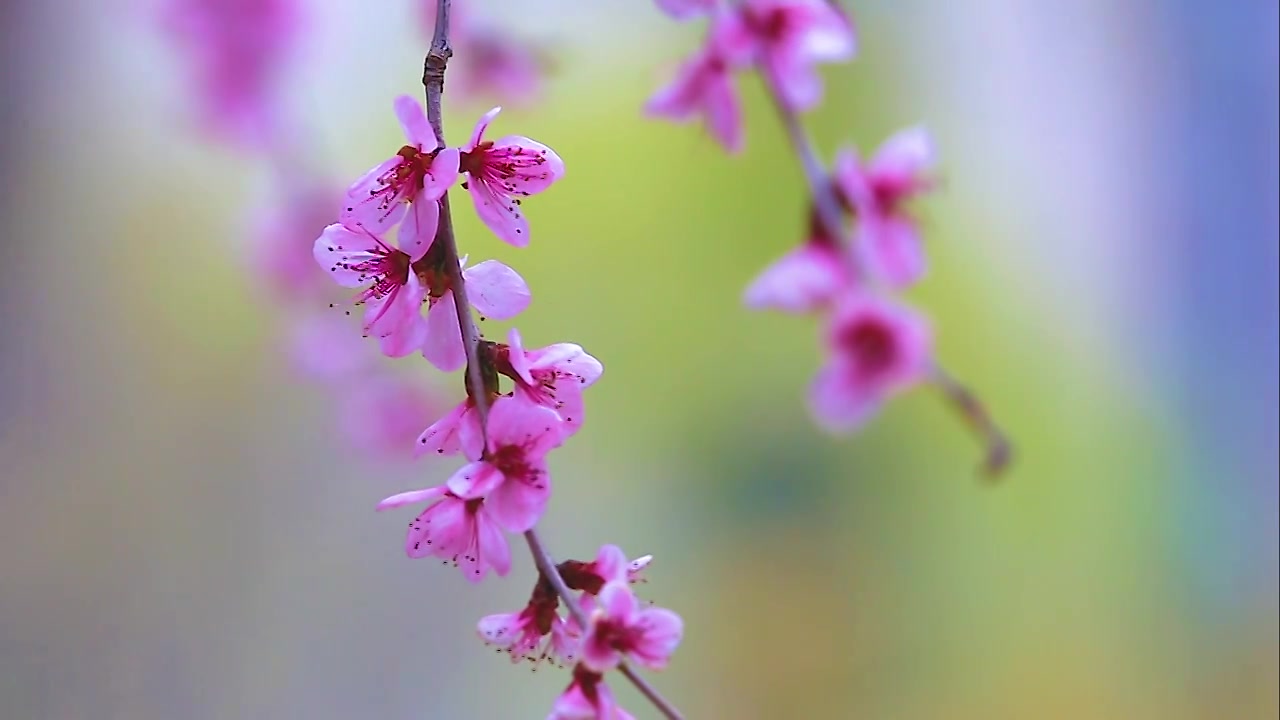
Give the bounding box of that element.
[376,486,511,582]
[459,107,565,246]
[493,328,603,437]
[548,665,635,720]
[580,582,684,672]
[559,545,645,594]
[716,0,856,112]
[343,95,459,234]
[477,592,578,667]
[159,0,301,148]
[835,128,937,288]
[421,257,532,372]
[416,397,483,459]
[646,46,743,153]
[313,219,436,358]
[743,233,852,312]
[809,293,932,432]
[448,397,565,532]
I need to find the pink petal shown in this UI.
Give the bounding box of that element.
[461,508,510,581]
[394,94,436,149]
[397,198,439,260]
[704,68,744,153]
[593,545,630,585]
[506,327,534,385]
[422,291,467,372]
[464,260,531,320]
[629,607,684,670]
[466,106,502,150]
[528,343,604,386]
[365,273,426,356]
[742,242,850,312]
[486,396,564,453]
[580,629,622,674]
[487,463,551,532]
[598,581,638,620]
[416,402,482,459]
[477,612,524,645]
[342,157,409,233]
[491,135,565,194]
[468,176,531,246]
[519,379,585,437]
[377,310,427,358]
[446,460,505,499]
[808,358,880,432]
[869,126,935,184]
[794,1,857,62]
[653,0,715,20]
[312,223,383,288]
[376,485,446,511]
[766,53,824,112]
[408,496,466,559]
[857,215,927,289]
[423,147,460,200]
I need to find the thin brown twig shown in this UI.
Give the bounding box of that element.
[422,3,687,717]
[761,72,1012,477]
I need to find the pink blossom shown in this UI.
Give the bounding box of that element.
[459,107,565,246]
[160,0,301,148]
[645,46,743,153]
[421,258,532,372]
[477,601,578,667]
[313,218,436,358]
[376,486,510,582]
[743,209,853,312]
[835,128,937,288]
[250,184,339,301]
[342,95,459,235]
[450,28,548,108]
[493,328,603,437]
[654,0,717,21]
[810,293,932,431]
[560,545,656,595]
[717,0,856,112]
[336,373,443,462]
[580,582,684,672]
[447,396,565,532]
[415,397,483,459]
[548,665,635,720]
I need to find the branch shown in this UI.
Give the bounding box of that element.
[422,4,686,717]
[761,74,1013,477]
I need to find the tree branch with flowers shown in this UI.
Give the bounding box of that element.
[159,0,1010,717]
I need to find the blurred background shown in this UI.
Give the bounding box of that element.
[2,0,1276,718]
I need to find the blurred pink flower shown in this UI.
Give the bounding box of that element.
[451,28,548,107]
[251,184,339,301]
[558,545,652,595]
[809,293,932,431]
[548,665,634,720]
[447,396,565,533]
[342,96,459,235]
[313,219,435,358]
[580,581,683,672]
[459,107,565,246]
[287,312,372,381]
[336,373,443,461]
[743,212,853,312]
[645,46,743,153]
[835,127,937,288]
[716,0,855,112]
[493,328,603,438]
[653,0,717,21]
[421,258,531,372]
[376,486,511,582]
[160,0,301,148]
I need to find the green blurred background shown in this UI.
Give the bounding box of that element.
[1,1,1276,718]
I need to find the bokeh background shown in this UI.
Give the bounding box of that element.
[2,0,1277,718]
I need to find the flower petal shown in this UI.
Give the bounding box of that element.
[492,135,565,194]
[468,175,531,246]
[870,125,935,184]
[423,147,460,200]
[342,157,409,233]
[857,215,927,289]
[474,508,511,578]
[486,395,564,451]
[312,223,384,288]
[593,545,630,585]
[505,327,534,385]
[808,358,880,432]
[742,242,850,313]
[464,260,531,320]
[397,198,439,260]
[487,466,551,533]
[598,581,638,620]
[467,106,502,150]
[446,461,504,499]
[422,291,467,372]
[394,94,436,148]
[416,401,466,457]
[376,485,446,511]
[528,343,604,386]
[630,607,684,670]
